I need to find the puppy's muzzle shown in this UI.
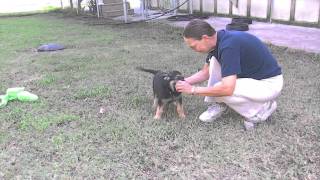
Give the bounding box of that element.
[169,76,184,92]
[169,80,178,92]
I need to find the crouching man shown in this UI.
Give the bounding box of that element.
[176,19,283,130]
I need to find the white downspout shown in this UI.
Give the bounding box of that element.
[171,0,177,15]
[189,0,193,14]
[123,0,128,23]
[96,0,100,18]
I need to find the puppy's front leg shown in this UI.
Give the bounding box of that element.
[154,105,164,120]
[176,99,186,119]
[153,96,158,109]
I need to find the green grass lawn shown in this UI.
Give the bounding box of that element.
[0,13,319,179]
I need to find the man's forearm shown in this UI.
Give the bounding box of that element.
[185,70,209,85]
[191,75,237,97]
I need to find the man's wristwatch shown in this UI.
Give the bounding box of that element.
[191,86,196,95]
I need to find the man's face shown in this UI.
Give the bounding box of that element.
[184,36,213,53]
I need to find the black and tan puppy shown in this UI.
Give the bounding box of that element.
[137,67,186,119]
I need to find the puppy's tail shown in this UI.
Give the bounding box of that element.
[136,67,159,75]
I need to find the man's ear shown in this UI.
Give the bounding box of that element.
[202,34,216,41]
[201,34,210,40]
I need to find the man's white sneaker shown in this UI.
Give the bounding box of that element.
[243,121,255,130]
[261,100,277,121]
[244,100,277,130]
[199,103,226,122]
[249,100,277,123]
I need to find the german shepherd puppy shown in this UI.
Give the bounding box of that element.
[137,67,186,119]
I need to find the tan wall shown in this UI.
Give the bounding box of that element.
[203,0,214,13]
[179,0,188,11]
[271,0,291,20]
[192,0,201,11]
[250,0,268,18]
[232,0,247,16]
[217,0,229,14]
[0,0,66,13]
[149,0,320,26]
[150,0,157,8]
[295,0,320,22]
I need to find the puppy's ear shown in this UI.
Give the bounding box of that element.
[172,71,182,75]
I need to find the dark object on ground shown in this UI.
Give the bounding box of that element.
[226,23,249,31]
[167,14,209,21]
[231,17,253,24]
[37,43,65,52]
[136,67,186,119]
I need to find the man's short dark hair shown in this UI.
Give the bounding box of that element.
[183,19,216,40]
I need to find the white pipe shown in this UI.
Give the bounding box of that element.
[96,0,100,18]
[172,0,177,15]
[76,0,79,14]
[141,0,145,19]
[189,0,193,14]
[141,0,148,19]
[270,0,273,23]
[145,0,148,17]
[123,0,128,23]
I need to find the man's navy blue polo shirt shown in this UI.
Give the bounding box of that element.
[206,30,282,80]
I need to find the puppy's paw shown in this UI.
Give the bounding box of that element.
[153,115,161,120]
[178,113,186,119]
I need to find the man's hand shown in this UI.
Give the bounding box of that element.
[176,80,193,94]
[176,75,237,97]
